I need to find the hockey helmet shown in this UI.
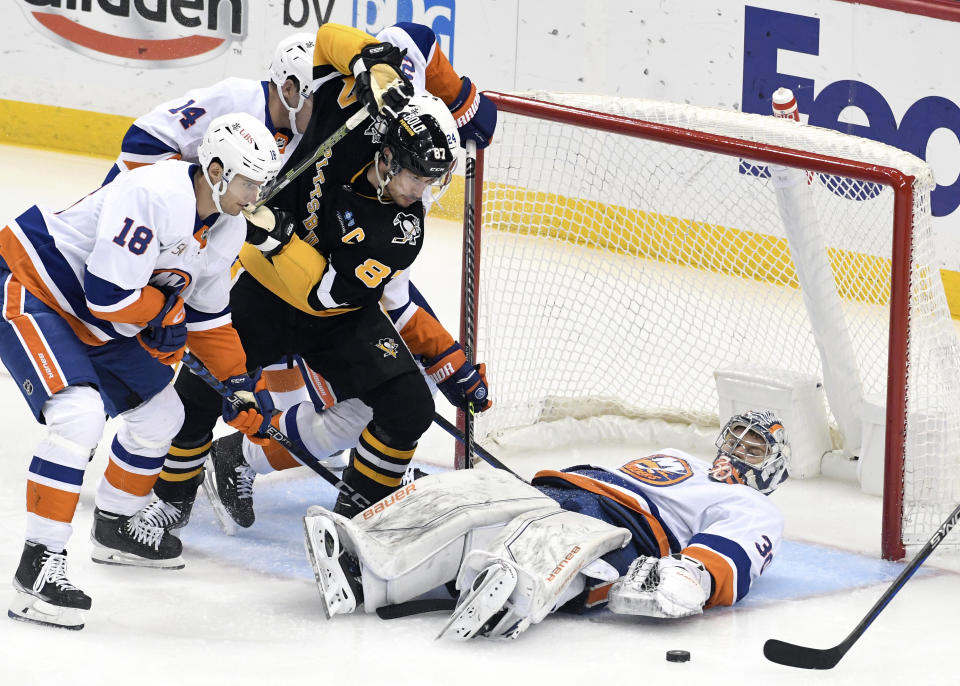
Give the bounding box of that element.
[198,113,282,213]
[269,32,317,114]
[709,410,790,495]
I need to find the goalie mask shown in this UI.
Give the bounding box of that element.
[198,113,282,214]
[709,410,790,495]
[375,94,460,204]
[269,33,317,134]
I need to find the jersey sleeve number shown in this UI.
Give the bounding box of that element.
[112,218,154,256]
[168,99,207,130]
[355,258,391,287]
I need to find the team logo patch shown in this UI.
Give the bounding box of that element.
[392,213,422,246]
[22,379,33,395]
[620,455,695,487]
[375,338,399,358]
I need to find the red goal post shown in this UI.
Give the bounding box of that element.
[459,91,960,561]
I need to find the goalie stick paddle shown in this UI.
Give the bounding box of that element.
[764,498,960,670]
[254,108,370,209]
[179,352,371,512]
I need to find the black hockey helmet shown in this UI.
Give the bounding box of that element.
[382,94,459,179]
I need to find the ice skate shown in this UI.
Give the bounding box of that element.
[203,432,256,533]
[90,508,184,569]
[303,506,363,619]
[8,541,91,630]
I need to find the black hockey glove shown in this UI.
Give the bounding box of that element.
[350,42,414,122]
[243,205,296,259]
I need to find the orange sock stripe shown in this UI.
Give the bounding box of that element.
[264,441,300,470]
[26,481,80,523]
[263,366,307,393]
[103,461,159,497]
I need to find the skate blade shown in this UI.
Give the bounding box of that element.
[201,462,237,537]
[437,561,518,641]
[8,592,85,630]
[90,542,185,570]
[303,514,356,619]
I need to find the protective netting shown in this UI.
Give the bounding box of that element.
[470,92,960,554]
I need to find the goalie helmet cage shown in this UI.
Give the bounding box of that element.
[458,91,960,561]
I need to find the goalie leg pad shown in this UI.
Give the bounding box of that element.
[304,469,557,613]
[449,508,632,639]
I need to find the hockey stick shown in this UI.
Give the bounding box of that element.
[764,498,960,670]
[254,108,370,209]
[432,412,518,477]
[179,352,371,512]
[458,139,479,469]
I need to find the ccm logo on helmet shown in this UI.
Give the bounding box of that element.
[19,1,244,66]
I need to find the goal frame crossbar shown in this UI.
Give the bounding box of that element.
[459,91,917,560]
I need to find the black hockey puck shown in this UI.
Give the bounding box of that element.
[666,650,691,663]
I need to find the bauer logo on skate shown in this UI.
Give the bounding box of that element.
[620,455,694,487]
[361,482,417,519]
[19,0,246,67]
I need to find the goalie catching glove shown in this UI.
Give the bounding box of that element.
[425,343,491,413]
[137,289,186,366]
[220,368,275,446]
[349,42,414,122]
[243,205,295,259]
[608,553,712,619]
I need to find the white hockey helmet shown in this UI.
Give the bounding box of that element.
[269,32,317,115]
[198,113,282,213]
[709,410,790,495]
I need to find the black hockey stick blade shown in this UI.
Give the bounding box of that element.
[763,638,847,670]
[376,598,457,620]
[764,498,960,670]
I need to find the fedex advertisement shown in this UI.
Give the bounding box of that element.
[3,0,960,266]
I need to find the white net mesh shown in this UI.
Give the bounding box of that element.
[470,92,960,554]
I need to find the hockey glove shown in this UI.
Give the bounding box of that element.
[350,42,414,122]
[448,77,498,149]
[425,343,491,413]
[221,368,275,447]
[608,554,712,619]
[137,289,187,366]
[243,205,296,259]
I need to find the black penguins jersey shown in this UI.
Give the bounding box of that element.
[304,170,425,312]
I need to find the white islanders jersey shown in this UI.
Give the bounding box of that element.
[110,77,300,177]
[3,160,243,345]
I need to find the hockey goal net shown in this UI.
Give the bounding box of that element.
[460,91,960,561]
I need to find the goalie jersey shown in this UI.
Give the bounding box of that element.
[532,449,784,608]
[0,160,244,366]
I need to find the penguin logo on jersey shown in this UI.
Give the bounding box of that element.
[620,455,695,487]
[392,213,422,246]
[375,338,399,358]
